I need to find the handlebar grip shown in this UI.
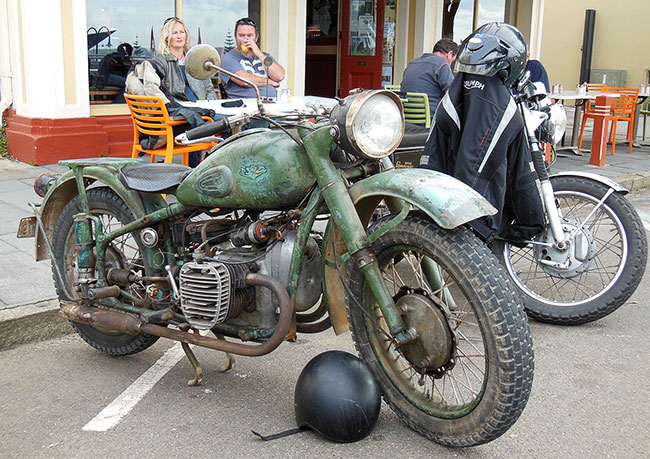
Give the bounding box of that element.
[185,119,229,141]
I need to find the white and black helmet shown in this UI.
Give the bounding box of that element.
[455,22,528,88]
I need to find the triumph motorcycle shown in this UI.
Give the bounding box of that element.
[391,77,647,325]
[18,44,533,447]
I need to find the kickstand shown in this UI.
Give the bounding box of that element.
[214,333,236,372]
[180,326,203,386]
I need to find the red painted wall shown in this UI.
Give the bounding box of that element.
[5,111,132,165]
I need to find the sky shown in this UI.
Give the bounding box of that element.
[87,0,248,53]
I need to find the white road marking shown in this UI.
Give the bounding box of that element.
[83,343,184,432]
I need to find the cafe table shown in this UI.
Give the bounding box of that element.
[548,90,620,155]
[181,96,338,118]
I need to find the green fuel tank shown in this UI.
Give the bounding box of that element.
[176,129,317,210]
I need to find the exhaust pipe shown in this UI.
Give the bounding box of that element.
[60,272,292,357]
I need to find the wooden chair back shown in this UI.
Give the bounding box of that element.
[403,92,431,128]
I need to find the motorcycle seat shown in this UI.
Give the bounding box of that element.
[119,163,192,193]
[397,124,430,150]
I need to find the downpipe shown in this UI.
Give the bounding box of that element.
[60,272,293,357]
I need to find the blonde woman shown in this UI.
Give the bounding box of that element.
[150,17,217,102]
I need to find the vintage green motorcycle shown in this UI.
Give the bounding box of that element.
[19,44,533,446]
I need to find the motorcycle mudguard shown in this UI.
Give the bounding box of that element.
[322,167,497,335]
[350,168,496,228]
[35,163,166,261]
[550,171,628,194]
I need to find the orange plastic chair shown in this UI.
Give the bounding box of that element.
[578,86,639,155]
[583,83,606,116]
[125,94,218,165]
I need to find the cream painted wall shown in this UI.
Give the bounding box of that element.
[262,0,306,96]
[540,0,649,90]
[8,0,89,119]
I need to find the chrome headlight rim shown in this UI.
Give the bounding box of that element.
[331,89,405,160]
[540,103,567,145]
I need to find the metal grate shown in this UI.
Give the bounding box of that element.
[179,261,231,330]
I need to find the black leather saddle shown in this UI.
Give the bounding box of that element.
[397,123,430,151]
[119,163,192,193]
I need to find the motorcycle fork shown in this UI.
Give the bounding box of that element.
[299,126,412,344]
[520,103,568,249]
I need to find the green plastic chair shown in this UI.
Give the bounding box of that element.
[403,92,431,128]
[384,84,401,91]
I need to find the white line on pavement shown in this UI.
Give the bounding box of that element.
[82,343,184,432]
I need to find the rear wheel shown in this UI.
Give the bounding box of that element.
[52,188,159,355]
[493,176,648,324]
[347,214,534,446]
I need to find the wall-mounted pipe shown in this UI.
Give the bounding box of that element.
[579,9,596,85]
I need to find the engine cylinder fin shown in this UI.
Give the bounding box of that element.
[179,261,232,330]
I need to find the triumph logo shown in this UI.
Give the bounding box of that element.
[464,80,485,91]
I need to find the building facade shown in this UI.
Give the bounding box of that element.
[1,0,645,165]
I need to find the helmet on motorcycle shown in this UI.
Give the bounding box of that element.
[455,22,528,88]
[294,350,381,443]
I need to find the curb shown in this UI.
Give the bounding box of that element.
[0,299,72,351]
[613,172,650,192]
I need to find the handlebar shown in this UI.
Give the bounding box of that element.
[175,112,255,145]
[186,119,230,140]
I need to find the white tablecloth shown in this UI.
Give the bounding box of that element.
[180,96,338,117]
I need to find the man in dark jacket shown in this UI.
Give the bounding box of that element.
[419,72,544,243]
[401,38,458,110]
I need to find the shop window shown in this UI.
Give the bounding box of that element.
[382,0,396,86]
[86,0,258,105]
[442,0,509,43]
[349,0,377,56]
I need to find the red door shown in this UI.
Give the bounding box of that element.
[340,0,385,96]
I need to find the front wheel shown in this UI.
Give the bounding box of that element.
[346,214,534,446]
[493,176,648,325]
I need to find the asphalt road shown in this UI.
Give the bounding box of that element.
[1,193,650,458]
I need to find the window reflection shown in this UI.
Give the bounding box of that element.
[87,1,175,104]
[477,0,506,27]
[442,0,508,44]
[183,0,257,54]
[442,0,474,43]
[349,0,376,56]
[86,0,257,105]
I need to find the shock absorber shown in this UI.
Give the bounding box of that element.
[73,213,96,297]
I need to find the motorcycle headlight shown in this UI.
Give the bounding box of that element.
[539,103,567,145]
[330,90,404,160]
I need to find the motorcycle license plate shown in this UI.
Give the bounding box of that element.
[17,216,37,238]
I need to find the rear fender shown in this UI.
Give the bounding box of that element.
[36,166,166,261]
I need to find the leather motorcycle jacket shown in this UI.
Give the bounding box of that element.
[420,73,544,243]
[150,54,217,101]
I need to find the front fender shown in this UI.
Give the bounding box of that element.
[550,171,628,194]
[348,168,496,228]
[36,165,167,261]
[322,168,496,336]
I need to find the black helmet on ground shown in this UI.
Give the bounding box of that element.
[455,22,528,88]
[294,350,381,443]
